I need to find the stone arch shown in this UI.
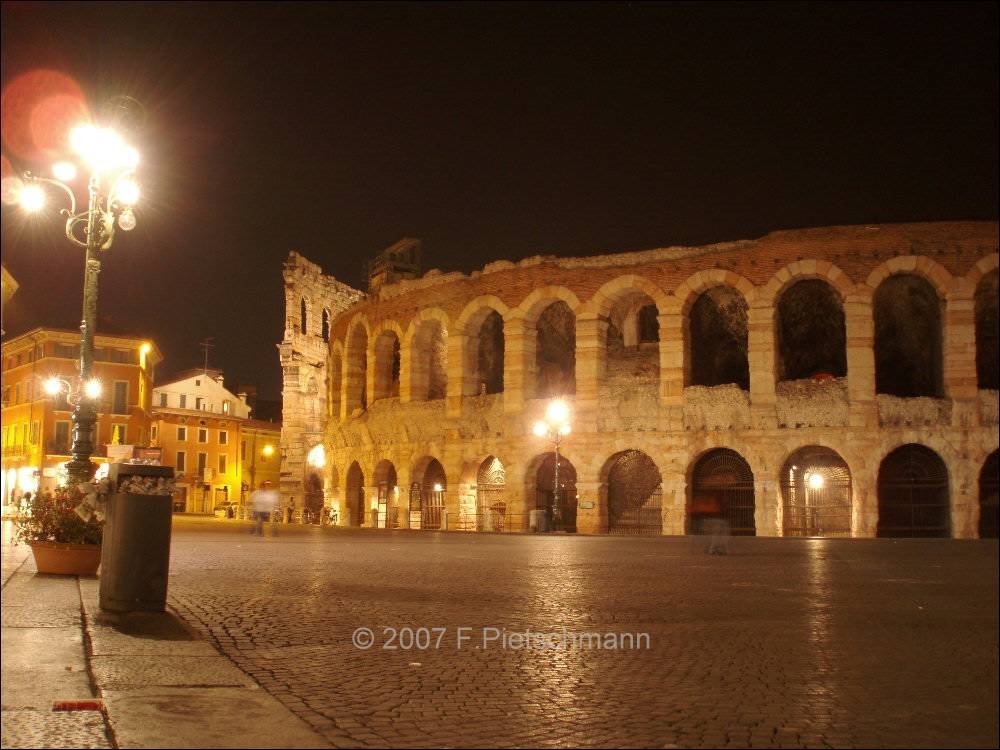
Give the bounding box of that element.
[344,318,370,414]
[601,449,663,535]
[525,451,578,532]
[371,321,404,401]
[780,445,852,537]
[775,278,847,382]
[688,448,756,536]
[405,309,449,402]
[471,455,510,531]
[756,260,855,309]
[321,309,331,343]
[876,443,950,538]
[373,459,400,528]
[685,284,750,389]
[456,297,511,397]
[584,275,670,319]
[874,274,944,397]
[974,268,998,390]
[515,285,581,324]
[673,269,757,314]
[534,301,576,398]
[865,255,954,299]
[345,460,366,527]
[587,277,665,388]
[979,450,998,539]
[410,456,447,529]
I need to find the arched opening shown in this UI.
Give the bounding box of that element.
[690,448,756,536]
[776,279,847,382]
[304,472,324,524]
[411,458,446,530]
[529,452,577,532]
[605,291,660,384]
[605,449,663,535]
[345,325,368,413]
[373,331,401,400]
[978,451,998,539]
[373,460,399,529]
[535,301,576,398]
[780,446,852,537]
[477,311,505,395]
[345,461,365,527]
[874,275,943,397]
[300,298,308,335]
[475,455,508,531]
[322,309,330,343]
[877,444,950,537]
[975,269,998,391]
[687,286,749,389]
[328,350,343,419]
[411,320,448,401]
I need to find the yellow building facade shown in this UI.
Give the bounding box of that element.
[1,327,162,507]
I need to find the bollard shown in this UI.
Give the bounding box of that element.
[99,464,174,613]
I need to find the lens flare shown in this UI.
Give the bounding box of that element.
[19,183,45,212]
[52,161,77,181]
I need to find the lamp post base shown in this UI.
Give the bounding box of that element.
[65,458,97,486]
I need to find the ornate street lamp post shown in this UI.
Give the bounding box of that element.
[18,124,141,485]
[533,399,571,532]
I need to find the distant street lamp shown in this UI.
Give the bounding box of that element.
[19,123,141,485]
[533,399,571,531]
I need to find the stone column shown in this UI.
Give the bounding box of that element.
[852,477,878,538]
[754,478,781,537]
[944,280,980,428]
[574,316,606,429]
[844,288,877,428]
[661,480,686,536]
[503,316,534,414]
[748,302,777,428]
[575,480,604,534]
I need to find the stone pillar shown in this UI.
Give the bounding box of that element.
[852,477,878,538]
[661,480,686,536]
[754,478,781,537]
[575,480,604,534]
[574,316,605,429]
[844,289,877,427]
[622,308,639,348]
[747,302,777,428]
[658,310,683,408]
[504,316,534,414]
[396,466,412,528]
[944,280,980,428]
[950,457,979,539]
[445,334,465,418]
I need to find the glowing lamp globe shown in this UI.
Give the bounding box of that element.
[545,399,569,426]
[19,184,46,213]
[52,161,77,181]
[807,473,825,490]
[84,379,102,400]
[115,178,140,205]
[533,421,548,438]
[44,377,63,396]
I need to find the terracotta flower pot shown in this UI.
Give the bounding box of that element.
[28,541,102,576]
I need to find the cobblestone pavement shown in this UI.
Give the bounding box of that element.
[167,520,998,749]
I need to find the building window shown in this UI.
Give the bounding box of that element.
[177,426,187,442]
[176,450,186,472]
[111,424,127,444]
[218,430,228,445]
[159,393,167,407]
[29,421,40,444]
[219,454,227,474]
[2,386,9,405]
[222,400,231,415]
[197,452,207,473]
[54,421,70,451]
[113,381,128,414]
[151,424,158,442]
[241,440,246,461]
[301,297,308,334]
[195,379,201,386]
[196,396,203,410]
[198,428,208,443]
[14,384,21,404]
[26,382,33,402]
[179,394,187,409]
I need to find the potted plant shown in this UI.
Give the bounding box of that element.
[14,482,106,576]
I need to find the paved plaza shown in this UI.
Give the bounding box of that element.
[163,519,998,749]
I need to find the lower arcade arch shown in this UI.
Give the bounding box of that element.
[345,461,365,527]
[876,444,950,538]
[604,450,663,536]
[689,449,756,536]
[373,460,399,529]
[410,458,447,530]
[527,452,578,532]
[303,471,325,524]
[780,446,852,537]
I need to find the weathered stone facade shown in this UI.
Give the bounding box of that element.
[287,222,1000,538]
[278,252,364,513]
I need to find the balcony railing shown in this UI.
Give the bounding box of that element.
[2,444,27,457]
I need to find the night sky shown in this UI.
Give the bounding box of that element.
[1,2,996,399]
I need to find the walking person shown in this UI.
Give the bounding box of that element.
[249,481,279,537]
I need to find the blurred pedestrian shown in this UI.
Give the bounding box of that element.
[249,481,279,536]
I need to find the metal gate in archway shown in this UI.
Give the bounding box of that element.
[475,456,509,532]
[418,460,446,530]
[877,444,950,538]
[607,450,663,535]
[980,451,999,539]
[781,447,852,537]
[377,483,400,528]
[345,464,365,527]
[690,449,756,536]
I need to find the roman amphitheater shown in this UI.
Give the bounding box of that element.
[278,221,999,539]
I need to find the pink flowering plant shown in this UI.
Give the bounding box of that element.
[14,484,104,546]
